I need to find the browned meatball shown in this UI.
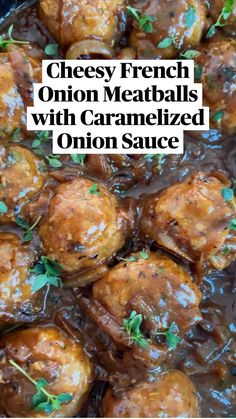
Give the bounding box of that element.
[39,178,133,285]
[130,0,207,58]
[0,144,46,223]
[102,370,200,417]
[140,173,236,272]
[0,46,41,139]
[210,0,236,36]
[195,39,236,135]
[39,0,126,48]
[91,252,201,367]
[0,232,43,325]
[0,326,93,417]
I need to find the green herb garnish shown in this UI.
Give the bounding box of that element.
[88,183,100,195]
[0,201,8,214]
[121,251,149,262]
[221,180,236,214]
[44,43,59,57]
[9,359,72,414]
[207,0,234,37]
[12,128,21,141]
[46,154,62,168]
[194,63,203,80]
[0,25,29,51]
[222,245,230,255]
[127,6,157,33]
[71,154,86,165]
[15,215,41,242]
[212,110,225,122]
[157,37,173,48]
[31,256,63,292]
[156,323,181,350]
[32,131,52,155]
[140,250,149,260]
[185,6,196,28]
[229,218,236,230]
[221,187,234,201]
[121,256,139,262]
[180,49,200,59]
[32,131,51,148]
[157,35,177,49]
[123,311,148,348]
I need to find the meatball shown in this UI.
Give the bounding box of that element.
[195,39,236,135]
[0,46,41,139]
[39,0,126,48]
[0,232,42,325]
[129,0,207,59]
[102,370,200,417]
[91,252,201,367]
[0,144,46,223]
[210,0,236,36]
[140,173,236,272]
[0,326,93,417]
[39,178,133,285]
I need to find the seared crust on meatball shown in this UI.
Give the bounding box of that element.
[0,47,41,139]
[0,144,46,223]
[39,0,125,48]
[195,39,236,135]
[0,326,93,417]
[140,172,236,271]
[102,370,200,417]
[39,178,133,285]
[88,252,202,368]
[130,0,207,59]
[0,233,41,325]
[93,252,202,335]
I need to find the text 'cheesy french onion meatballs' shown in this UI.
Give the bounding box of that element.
[129,0,207,59]
[0,232,42,325]
[39,178,133,286]
[195,38,236,135]
[102,370,200,418]
[92,252,202,366]
[0,144,46,223]
[39,0,126,49]
[210,0,236,36]
[140,173,236,272]
[0,46,41,139]
[0,326,93,417]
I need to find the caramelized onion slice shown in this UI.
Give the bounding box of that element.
[66,40,114,60]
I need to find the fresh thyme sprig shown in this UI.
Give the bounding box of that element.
[127,6,157,33]
[9,359,72,414]
[207,0,234,37]
[0,25,29,51]
[30,256,63,292]
[15,215,41,242]
[156,323,181,350]
[71,154,86,165]
[122,311,148,348]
